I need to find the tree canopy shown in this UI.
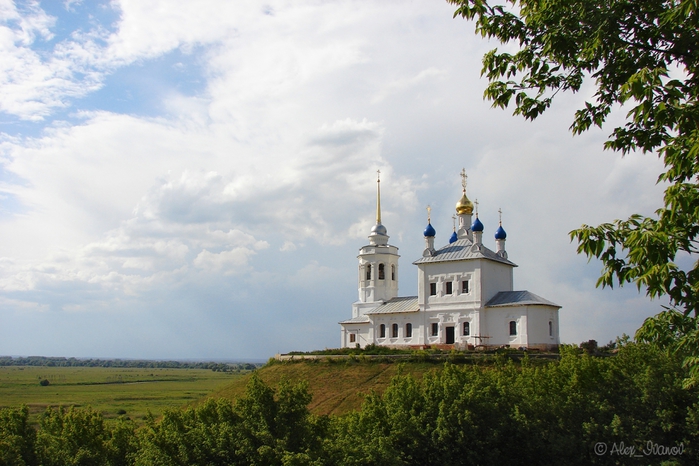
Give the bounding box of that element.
[448,0,699,385]
[2,348,697,465]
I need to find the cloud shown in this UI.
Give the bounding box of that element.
[371,67,447,103]
[0,0,674,359]
[193,248,256,274]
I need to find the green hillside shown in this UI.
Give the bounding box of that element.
[209,360,441,415]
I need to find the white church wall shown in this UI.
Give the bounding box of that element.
[341,325,372,348]
[371,313,422,347]
[418,260,482,308]
[479,260,514,303]
[485,307,528,347]
[525,306,560,349]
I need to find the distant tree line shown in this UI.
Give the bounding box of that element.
[0,356,259,372]
[1,342,697,465]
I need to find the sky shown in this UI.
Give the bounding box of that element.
[0,0,670,361]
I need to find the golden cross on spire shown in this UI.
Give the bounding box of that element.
[474,198,479,215]
[427,205,431,223]
[498,207,503,225]
[460,168,467,192]
[452,214,456,231]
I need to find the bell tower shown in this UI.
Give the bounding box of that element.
[353,171,400,317]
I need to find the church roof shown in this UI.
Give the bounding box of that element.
[365,296,419,315]
[338,315,370,324]
[412,238,517,266]
[485,291,560,308]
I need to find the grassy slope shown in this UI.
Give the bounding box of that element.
[210,361,443,416]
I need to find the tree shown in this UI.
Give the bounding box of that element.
[448,0,699,386]
[0,406,36,466]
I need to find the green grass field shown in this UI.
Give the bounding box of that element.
[0,366,246,423]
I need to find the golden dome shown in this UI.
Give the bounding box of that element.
[456,192,474,215]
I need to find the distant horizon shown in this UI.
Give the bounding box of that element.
[0,354,268,364]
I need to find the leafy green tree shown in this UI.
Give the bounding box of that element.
[135,399,244,466]
[36,406,109,466]
[0,406,36,466]
[136,374,328,466]
[447,0,699,385]
[331,346,698,465]
[33,406,136,466]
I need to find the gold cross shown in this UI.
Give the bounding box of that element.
[460,168,467,191]
[427,205,431,223]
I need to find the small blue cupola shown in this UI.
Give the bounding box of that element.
[449,231,458,243]
[471,216,484,232]
[424,223,436,237]
[494,225,507,239]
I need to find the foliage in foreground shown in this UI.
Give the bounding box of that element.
[1,344,697,465]
[448,0,699,386]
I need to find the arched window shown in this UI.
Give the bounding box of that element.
[378,263,385,280]
[379,324,386,338]
[391,265,395,280]
[549,321,553,336]
[406,323,412,338]
[463,321,470,336]
[392,323,398,338]
[366,264,371,281]
[509,320,517,336]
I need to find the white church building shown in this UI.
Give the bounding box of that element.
[339,171,561,350]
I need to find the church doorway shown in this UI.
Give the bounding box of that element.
[446,326,455,344]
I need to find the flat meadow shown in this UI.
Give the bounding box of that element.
[0,365,244,424]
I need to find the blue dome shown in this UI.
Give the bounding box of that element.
[471,217,484,232]
[423,223,436,237]
[495,225,507,239]
[449,231,458,243]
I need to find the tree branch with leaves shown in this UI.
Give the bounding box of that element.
[448,0,699,386]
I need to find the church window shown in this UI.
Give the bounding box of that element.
[462,280,469,294]
[509,320,517,336]
[380,324,386,338]
[391,265,395,280]
[429,283,437,296]
[463,321,470,336]
[446,281,453,295]
[431,322,438,336]
[549,321,553,336]
[366,264,371,280]
[378,264,385,280]
[392,323,398,338]
[349,333,356,343]
[406,323,412,338]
